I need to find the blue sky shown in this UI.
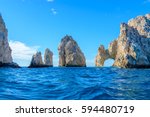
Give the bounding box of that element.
[0,0,150,66]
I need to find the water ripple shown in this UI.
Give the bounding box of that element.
[0,67,150,100]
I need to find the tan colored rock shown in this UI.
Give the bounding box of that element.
[96,14,150,68]
[95,45,109,66]
[108,40,117,59]
[58,35,86,67]
[44,48,53,66]
[29,52,44,68]
[128,15,150,38]
[95,40,117,67]
[113,22,150,68]
[0,14,19,67]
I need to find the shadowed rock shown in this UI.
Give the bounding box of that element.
[28,52,46,68]
[29,49,53,68]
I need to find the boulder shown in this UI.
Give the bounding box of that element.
[0,14,20,68]
[58,35,86,67]
[44,48,53,67]
[95,14,150,68]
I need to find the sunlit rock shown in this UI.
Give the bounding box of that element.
[58,35,86,67]
[44,48,53,67]
[96,14,150,68]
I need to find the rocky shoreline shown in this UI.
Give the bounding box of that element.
[0,13,150,68]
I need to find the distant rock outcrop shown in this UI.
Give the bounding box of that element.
[28,52,44,68]
[44,48,53,67]
[58,35,86,67]
[95,45,109,66]
[96,14,150,68]
[0,14,20,68]
[95,40,117,66]
[29,48,53,68]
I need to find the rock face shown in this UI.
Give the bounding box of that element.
[28,52,44,68]
[44,48,53,66]
[95,14,150,68]
[58,35,86,67]
[95,40,117,66]
[0,14,19,68]
[95,45,109,66]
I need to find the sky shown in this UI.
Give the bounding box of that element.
[0,0,150,66]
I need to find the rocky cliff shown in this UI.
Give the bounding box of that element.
[58,35,86,67]
[0,14,19,68]
[95,14,150,68]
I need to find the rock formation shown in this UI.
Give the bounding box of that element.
[0,14,20,68]
[95,14,150,68]
[58,35,86,67]
[29,48,53,68]
[95,45,109,66]
[95,40,117,67]
[28,52,44,68]
[44,48,53,67]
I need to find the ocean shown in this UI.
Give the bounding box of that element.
[0,67,150,100]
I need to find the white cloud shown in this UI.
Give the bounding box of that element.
[9,40,40,66]
[51,8,57,15]
[47,0,54,2]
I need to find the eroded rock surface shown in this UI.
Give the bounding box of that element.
[28,52,44,68]
[58,35,86,67]
[29,49,53,68]
[0,14,19,68]
[95,45,109,66]
[44,48,53,66]
[96,14,150,68]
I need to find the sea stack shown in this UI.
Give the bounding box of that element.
[58,35,86,67]
[95,14,150,68]
[29,48,53,68]
[0,14,20,68]
[28,52,44,68]
[44,48,53,67]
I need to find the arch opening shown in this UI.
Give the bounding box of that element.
[104,59,114,67]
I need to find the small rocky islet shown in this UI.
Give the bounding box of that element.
[0,13,150,68]
[58,35,86,67]
[28,48,53,68]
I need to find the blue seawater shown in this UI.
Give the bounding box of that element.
[0,67,150,100]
